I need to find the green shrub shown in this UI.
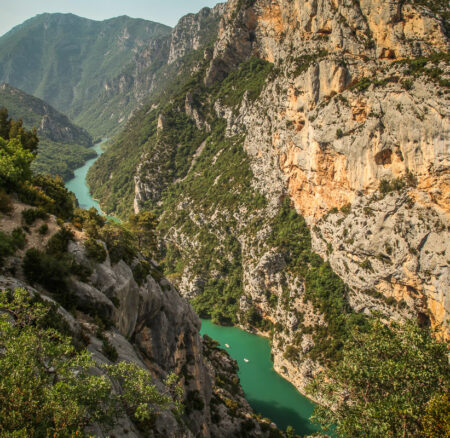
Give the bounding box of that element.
[385,296,397,306]
[70,262,92,283]
[132,260,151,286]
[0,229,27,266]
[110,296,120,308]
[11,228,26,250]
[402,79,413,90]
[336,129,344,139]
[84,239,107,263]
[384,242,393,255]
[99,223,137,265]
[268,293,278,308]
[283,345,300,361]
[360,259,374,272]
[0,232,17,266]
[38,224,49,235]
[46,227,74,255]
[102,338,119,363]
[0,137,34,190]
[340,203,352,215]
[72,207,105,237]
[350,77,372,92]
[32,175,75,220]
[22,248,70,296]
[0,190,13,214]
[18,175,75,220]
[21,208,49,225]
[379,178,406,194]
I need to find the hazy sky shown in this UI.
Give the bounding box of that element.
[0,0,220,36]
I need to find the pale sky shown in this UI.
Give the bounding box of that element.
[0,0,220,36]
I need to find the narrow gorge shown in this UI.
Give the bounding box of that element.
[89,0,449,396]
[0,0,448,437]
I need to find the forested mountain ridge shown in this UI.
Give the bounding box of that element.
[0,8,225,138]
[0,13,171,137]
[74,5,225,137]
[88,1,449,432]
[0,83,94,180]
[0,83,91,146]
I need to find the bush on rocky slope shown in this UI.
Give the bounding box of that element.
[309,318,450,437]
[0,288,183,437]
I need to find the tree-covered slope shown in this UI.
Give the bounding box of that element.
[0,83,94,180]
[0,13,171,136]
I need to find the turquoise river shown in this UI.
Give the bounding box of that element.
[65,141,319,435]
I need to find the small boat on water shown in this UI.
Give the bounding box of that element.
[225,344,230,348]
[244,358,249,363]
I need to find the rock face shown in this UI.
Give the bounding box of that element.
[90,0,449,399]
[168,5,227,65]
[209,0,449,389]
[226,0,450,338]
[80,4,224,136]
[0,204,275,437]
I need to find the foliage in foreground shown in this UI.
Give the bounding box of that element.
[0,288,183,437]
[308,318,450,438]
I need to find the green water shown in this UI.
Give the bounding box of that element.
[65,139,118,222]
[201,319,319,435]
[65,140,106,213]
[64,141,319,436]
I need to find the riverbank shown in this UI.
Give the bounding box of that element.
[201,319,319,435]
[64,144,321,435]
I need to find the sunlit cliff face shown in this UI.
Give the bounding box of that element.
[210,0,449,338]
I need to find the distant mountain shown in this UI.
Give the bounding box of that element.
[0,13,171,136]
[0,83,94,180]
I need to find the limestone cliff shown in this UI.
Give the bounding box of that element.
[206,0,449,390]
[220,0,449,337]
[90,0,449,398]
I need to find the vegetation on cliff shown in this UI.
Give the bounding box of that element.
[309,319,450,438]
[2,0,448,435]
[0,111,157,317]
[0,288,183,437]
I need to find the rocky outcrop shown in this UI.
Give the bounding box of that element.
[85,4,226,136]
[230,0,449,339]
[173,0,449,389]
[205,0,259,86]
[205,0,449,391]
[0,202,277,437]
[168,5,226,65]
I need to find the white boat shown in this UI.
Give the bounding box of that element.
[225,344,230,348]
[244,358,249,363]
